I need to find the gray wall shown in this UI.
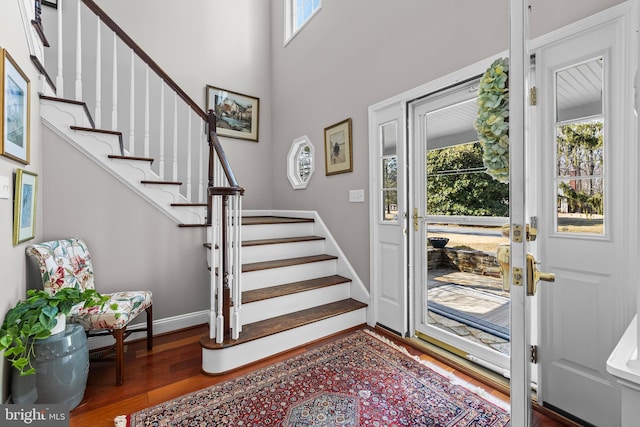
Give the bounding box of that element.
[94,0,273,210]
[269,0,623,288]
[41,127,211,319]
[0,0,46,402]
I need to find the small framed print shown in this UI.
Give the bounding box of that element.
[13,169,38,245]
[1,49,30,165]
[206,85,259,142]
[324,118,353,175]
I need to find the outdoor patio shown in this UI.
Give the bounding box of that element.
[426,243,510,356]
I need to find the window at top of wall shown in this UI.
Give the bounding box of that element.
[285,0,321,45]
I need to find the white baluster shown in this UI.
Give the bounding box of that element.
[129,49,135,155]
[75,0,82,100]
[94,15,101,127]
[173,92,178,181]
[56,0,63,96]
[159,82,165,179]
[198,119,204,203]
[186,109,192,201]
[111,32,118,129]
[214,196,224,343]
[144,65,150,158]
[231,194,242,339]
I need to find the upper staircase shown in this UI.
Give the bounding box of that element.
[36,0,369,377]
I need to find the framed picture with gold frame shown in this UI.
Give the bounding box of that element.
[13,169,37,245]
[1,49,30,165]
[324,118,353,175]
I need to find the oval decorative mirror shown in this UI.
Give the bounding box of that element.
[287,136,315,189]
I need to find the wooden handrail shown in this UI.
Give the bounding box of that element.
[81,0,206,120]
[207,111,240,189]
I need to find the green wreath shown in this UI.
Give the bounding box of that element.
[474,58,509,183]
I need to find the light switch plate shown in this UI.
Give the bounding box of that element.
[349,189,365,203]
[0,176,10,199]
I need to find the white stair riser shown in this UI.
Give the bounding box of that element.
[41,100,94,128]
[242,240,325,264]
[242,222,315,241]
[242,260,337,291]
[202,308,367,374]
[241,283,351,324]
[41,99,206,224]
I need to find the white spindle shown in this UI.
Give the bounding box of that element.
[231,194,242,338]
[186,109,192,200]
[94,15,101,127]
[75,0,82,100]
[144,65,150,157]
[159,83,165,178]
[111,32,118,129]
[129,49,135,155]
[56,0,63,96]
[172,92,178,181]
[198,119,204,203]
[214,196,224,342]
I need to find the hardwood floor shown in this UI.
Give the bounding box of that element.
[70,325,576,426]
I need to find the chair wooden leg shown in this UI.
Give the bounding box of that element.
[146,304,153,351]
[113,328,125,386]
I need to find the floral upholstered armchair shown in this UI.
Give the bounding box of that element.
[26,238,153,386]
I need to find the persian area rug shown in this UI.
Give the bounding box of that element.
[123,329,510,426]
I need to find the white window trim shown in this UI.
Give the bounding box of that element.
[284,0,322,46]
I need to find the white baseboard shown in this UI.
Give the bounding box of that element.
[87,310,208,350]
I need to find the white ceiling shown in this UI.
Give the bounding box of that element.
[425,57,603,149]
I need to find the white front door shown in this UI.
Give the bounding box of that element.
[534,5,637,426]
[369,101,409,336]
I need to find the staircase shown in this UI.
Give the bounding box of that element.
[202,215,366,373]
[37,0,368,376]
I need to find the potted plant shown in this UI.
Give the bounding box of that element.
[0,287,109,376]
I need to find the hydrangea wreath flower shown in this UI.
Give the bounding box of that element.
[474,58,509,183]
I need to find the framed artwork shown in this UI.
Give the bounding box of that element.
[13,169,38,245]
[1,49,30,165]
[206,85,259,142]
[324,118,353,175]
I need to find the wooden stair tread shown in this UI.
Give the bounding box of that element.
[243,235,325,247]
[70,125,121,136]
[178,223,210,228]
[172,203,207,207]
[200,299,367,349]
[108,154,153,162]
[243,254,337,273]
[242,216,314,225]
[141,180,182,185]
[243,275,351,304]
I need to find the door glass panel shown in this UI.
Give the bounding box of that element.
[421,80,511,360]
[381,122,397,156]
[381,122,398,222]
[554,58,604,234]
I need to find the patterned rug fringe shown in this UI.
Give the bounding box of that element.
[362,329,511,411]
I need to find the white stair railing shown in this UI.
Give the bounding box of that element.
[42,0,244,343]
[43,0,208,203]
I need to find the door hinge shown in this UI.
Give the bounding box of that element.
[531,345,538,364]
[529,86,537,106]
